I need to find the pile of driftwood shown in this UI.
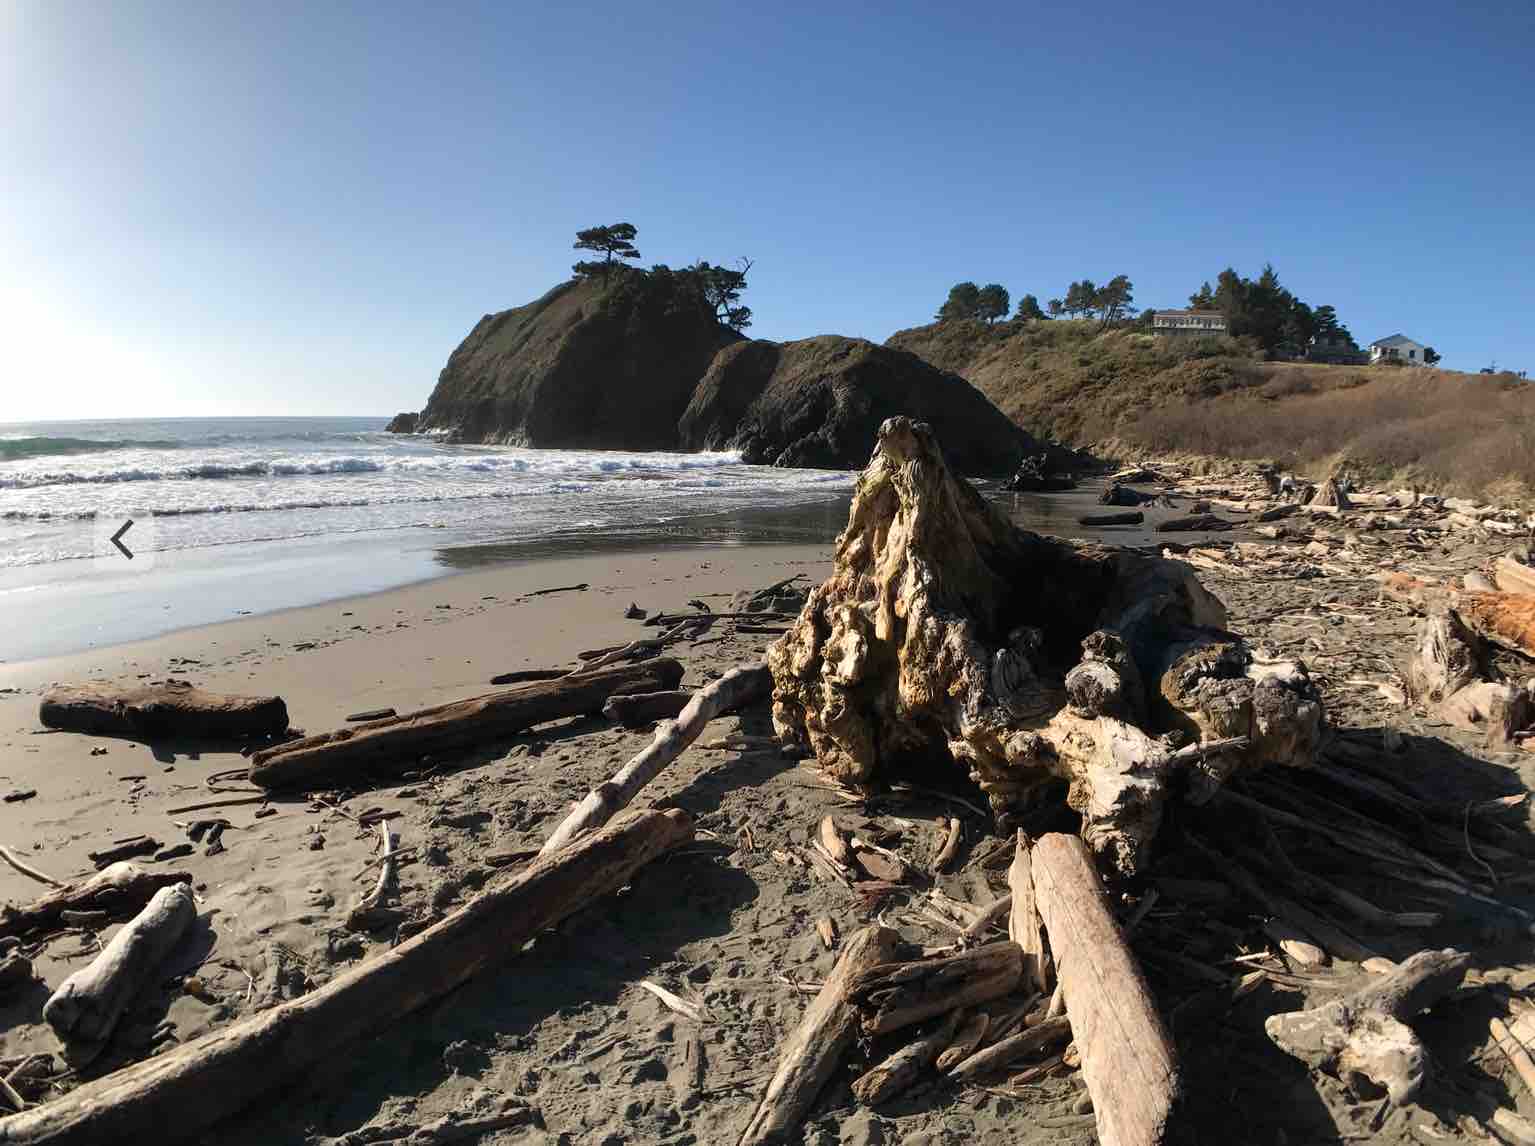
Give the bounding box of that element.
[11,418,1535,1144]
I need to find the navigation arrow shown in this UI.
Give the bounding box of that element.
[111,518,135,560]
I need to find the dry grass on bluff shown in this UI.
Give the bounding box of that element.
[885,318,1535,501]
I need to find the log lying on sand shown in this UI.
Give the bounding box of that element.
[38,682,287,739]
[0,863,191,941]
[0,809,692,1146]
[1078,511,1144,527]
[850,942,1023,1036]
[249,659,684,791]
[1265,948,1469,1105]
[740,925,901,1146]
[851,1009,963,1106]
[540,663,771,855]
[1032,833,1180,1146]
[770,418,1322,876]
[44,883,195,1066]
[601,690,692,727]
[1155,514,1235,533]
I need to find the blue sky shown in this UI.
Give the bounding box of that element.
[3,0,1532,420]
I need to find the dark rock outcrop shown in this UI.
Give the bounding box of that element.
[418,273,740,448]
[677,336,1031,473]
[385,412,419,434]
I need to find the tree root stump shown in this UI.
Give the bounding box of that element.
[769,417,1324,875]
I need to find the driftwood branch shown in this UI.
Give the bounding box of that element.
[0,809,692,1145]
[850,1009,962,1106]
[249,659,684,791]
[850,942,1022,1036]
[540,663,771,855]
[1033,832,1180,1146]
[39,682,287,739]
[0,863,190,941]
[739,925,901,1146]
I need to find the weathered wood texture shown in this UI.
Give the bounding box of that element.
[540,663,771,855]
[1007,831,1052,995]
[1033,832,1180,1146]
[850,1009,962,1106]
[1456,592,1535,660]
[0,809,692,1146]
[249,659,684,791]
[850,942,1023,1036]
[739,925,902,1146]
[1265,947,1469,1105]
[39,682,287,739]
[946,1014,1072,1082]
[601,690,692,727]
[1495,556,1535,599]
[43,883,195,1065]
[0,863,191,941]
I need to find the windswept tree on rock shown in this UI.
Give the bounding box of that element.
[937,282,982,322]
[693,258,754,331]
[976,283,1011,325]
[573,222,642,281]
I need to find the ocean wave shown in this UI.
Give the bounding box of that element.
[0,436,182,462]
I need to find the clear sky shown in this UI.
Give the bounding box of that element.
[3,1,1532,420]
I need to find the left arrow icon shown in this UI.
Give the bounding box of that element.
[111,519,135,559]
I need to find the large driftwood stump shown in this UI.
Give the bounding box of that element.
[0,863,191,941]
[769,418,1323,875]
[1265,948,1469,1105]
[1033,833,1180,1146]
[39,682,287,739]
[0,809,692,1145]
[250,659,684,791]
[43,883,195,1065]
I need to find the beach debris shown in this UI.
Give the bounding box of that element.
[344,708,396,723]
[946,1014,1072,1083]
[0,809,692,1145]
[850,941,1024,1037]
[44,882,196,1065]
[0,846,65,890]
[486,668,565,686]
[310,1096,539,1146]
[769,417,1322,876]
[624,602,647,619]
[0,862,190,941]
[1154,513,1236,533]
[153,844,195,862]
[38,681,288,739]
[933,816,962,872]
[1490,1011,1535,1099]
[539,663,771,855]
[524,582,588,597]
[0,951,39,996]
[3,789,37,803]
[346,819,401,932]
[1007,831,1053,995]
[600,689,691,727]
[1078,511,1144,527]
[815,916,838,950]
[851,1008,963,1106]
[87,836,161,869]
[1265,948,1469,1105]
[1032,832,1179,1146]
[1494,554,1535,598]
[739,924,902,1146]
[248,658,685,791]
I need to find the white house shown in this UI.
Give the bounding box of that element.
[1368,334,1429,366]
[1152,309,1228,335]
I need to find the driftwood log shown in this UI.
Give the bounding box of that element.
[249,659,684,791]
[0,809,692,1145]
[38,682,287,739]
[1007,831,1053,994]
[0,863,190,941]
[739,924,902,1146]
[946,1013,1072,1082]
[1033,832,1180,1146]
[1079,511,1144,527]
[1265,948,1469,1104]
[43,883,195,1065]
[601,690,692,727]
[1408,607,1533,746]
[850,942,1023,1037]
[850,1009,963,1106]
[770,417,1322,876]
[540,663,771,855]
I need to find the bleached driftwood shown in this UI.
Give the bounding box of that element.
[1007,831,1052,995]
[1408,608,1533,746]
[249,659,685,791]
[740,924,901,1146]
[769,418,1322,876]
[0,862,190,941]
[850,1009,962,1106]
[540,663,771,855]
[946,1014,1072,1082]
[1495,556,1535,599]
[1265,948,1469,1105]
[345,819,400,931]
[43,883,196,1065]
[850,942,1023,1036]
[1033,832,1180,1146]
[39,682,287,739]
[0,809,692,1145]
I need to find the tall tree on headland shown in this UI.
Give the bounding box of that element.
[1015,293,1046,321]
[937,282,982,322]
[976,284,1011,324]
[1064,279,1098,319]
[573,223,642,280]
[694,258,754,331]
[1094,274,1134,328]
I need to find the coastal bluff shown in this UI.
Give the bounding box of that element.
[404,275,1031,473]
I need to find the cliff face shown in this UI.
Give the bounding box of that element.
[418,274,740,448]
[678,336,1032,473]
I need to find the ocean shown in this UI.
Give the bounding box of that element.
[0,417,857,660]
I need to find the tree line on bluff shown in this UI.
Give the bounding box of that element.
[933,264,1398,361]
[571,222,755,332]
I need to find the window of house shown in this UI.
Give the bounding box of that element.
[1409,349,1416,359]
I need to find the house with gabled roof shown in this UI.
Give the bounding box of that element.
[1368,334,1428,366]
